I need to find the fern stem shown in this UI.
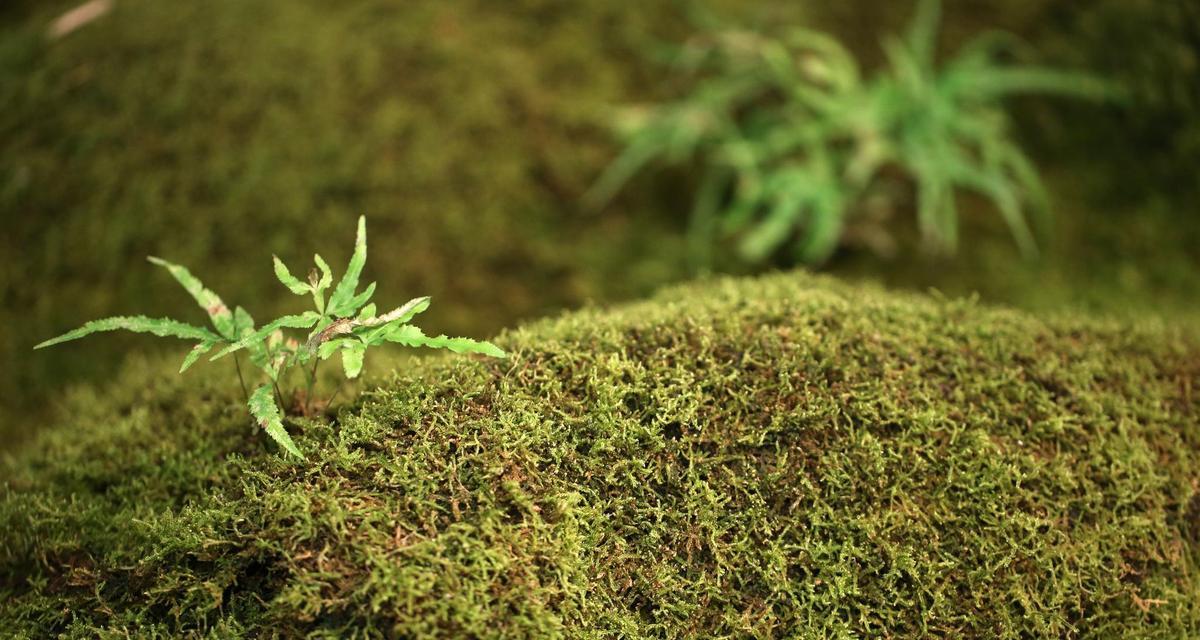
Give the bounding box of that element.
[325,383,343,415]
[304,360,320,416]
[233,354,249,404]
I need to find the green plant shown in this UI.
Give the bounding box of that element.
[34,216,506,459]
[587,0,1117,265]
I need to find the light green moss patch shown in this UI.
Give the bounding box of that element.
[3,272,1198,637]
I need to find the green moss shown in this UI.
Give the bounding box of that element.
[3,273,1198,637]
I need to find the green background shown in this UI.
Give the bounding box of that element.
[3,0,1198,444]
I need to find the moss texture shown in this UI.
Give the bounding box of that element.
[3,272,1198,637]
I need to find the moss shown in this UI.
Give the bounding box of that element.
[3,272,1198,637]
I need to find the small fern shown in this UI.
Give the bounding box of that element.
[588,0,1118,265]
[35,216,505,459]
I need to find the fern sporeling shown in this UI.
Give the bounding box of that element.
[35,216,506,460]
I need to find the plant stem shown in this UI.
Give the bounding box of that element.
[305,360,321,416]
[233,354,249,404]
[273,380,286,413]
[325,383,343,413]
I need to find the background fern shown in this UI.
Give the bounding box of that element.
[590,0,1117,266]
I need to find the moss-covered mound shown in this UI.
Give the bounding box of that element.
[3,273,1199,637]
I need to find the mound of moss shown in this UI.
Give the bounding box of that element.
[2,273,1198,637]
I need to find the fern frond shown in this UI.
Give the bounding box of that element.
[210,312,321,360]
[359,297,431,329]
[249,384,303,459]
[381,324,506,359]
[147,257,236,339]
[179,341,217,373]
[341,344,366,379]
[336,282,376,318]
[906,0,942,68]
[272,256,310,296]
[35,316,220,350]
[312,254,333,292]
[328,216,367,315]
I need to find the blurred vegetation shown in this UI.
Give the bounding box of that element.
[1031,0,1200,205]
[589,0,1115,265]
[2,0,1199,446]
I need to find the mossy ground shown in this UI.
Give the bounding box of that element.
[2,273,1198,637]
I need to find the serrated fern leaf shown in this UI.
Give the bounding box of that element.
[232,306,255,336]
[232,306,271,370]
[341,343,366,379]
[211,312,321,360]
[179,341,217,373]
[328,216,367,314]
[317,338,356,360]
[249,384,303,459]
[272,256,311,296]
[147,257,236,339]
[35,316,220,350]
[313,254,333,291]
[360,297,431,329]
[334,282,376,318]
[383,324,506,358]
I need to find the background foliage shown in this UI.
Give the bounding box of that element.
[2,0,1199,447]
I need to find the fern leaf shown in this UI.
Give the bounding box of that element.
[317,338,354,360]
[272,256,310,296]
[341,343,366,379]
[147,257,236,339]
[360,297,431,328]
[211,312,321,360]
[313,254,333,291]
[334,282,376,318]
[232,306,255,337]
[249,384,304,459]
[232,306,271,370]
[328,216,367,315]
[906,0,942,69]
[739,195,804,262]
[950,67,1118,101]
[383,324,506,359]
[35,316,219,350]
[179,341,216,373]
[950,161,1037,258]
[583,136,667,211]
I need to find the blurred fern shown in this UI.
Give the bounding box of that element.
[587,0,1118,265]
[36,217,505,459]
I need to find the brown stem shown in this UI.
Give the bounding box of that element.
[304,359,321,416]
[233,354,250,404]
[325,383,343,413]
